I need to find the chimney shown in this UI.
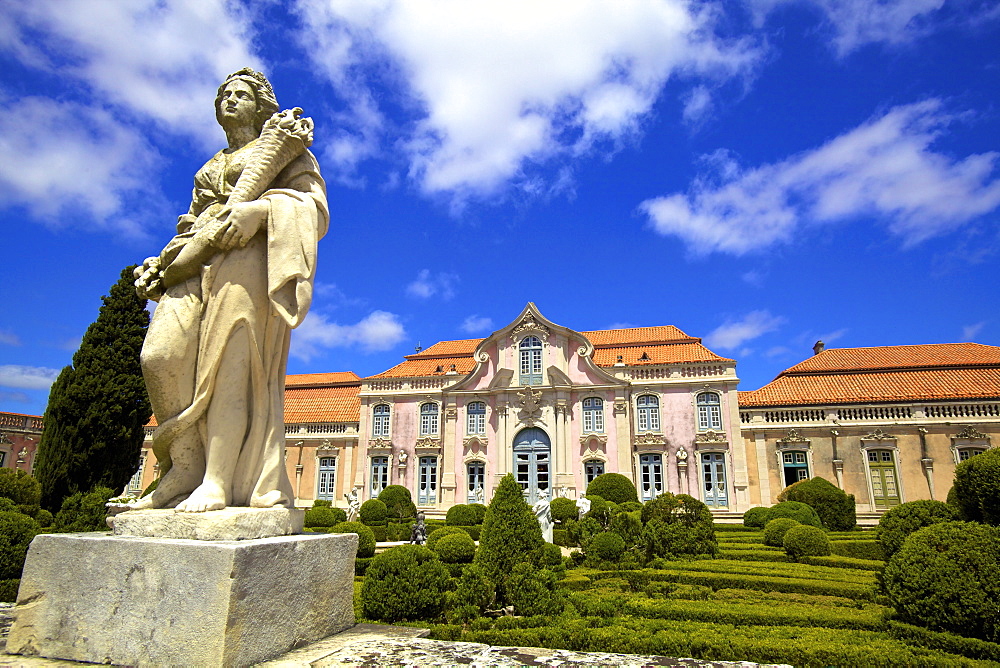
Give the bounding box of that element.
[813,340,825,356]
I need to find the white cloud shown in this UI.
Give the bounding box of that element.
[296,0,760,202]
[406,269,458,300]
[0,365,60,390]
[0,330,20,346]
[460,315,494,334]
[682,85,714,126]
[815,328,848,345]
[0,391,31,404]
[641,100,1000,255]
[704,310,785,350]
[291,310,406,360]
[0,0,261,145]
[962,321,986,341]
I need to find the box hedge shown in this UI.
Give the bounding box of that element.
[434,531,477,563]
[330,521,376,558]
[763,518,800,547]
[778,477,856,531]
[830,539,884,561]
[783,525,831,560]
[585,472,639,504]
[875,499,959,559]
[378,485,417,520]
[952,446,1000,525]
[361,545,451,622]
[359,498,388,524]
[765,501,822,528]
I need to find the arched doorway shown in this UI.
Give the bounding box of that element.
[513,427,550,503]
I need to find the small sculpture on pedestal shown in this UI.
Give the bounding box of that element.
[410,512,427,545]
[533,489,553,543]
[577,495,592,519]
[345,487,361,522]
[473,484,485,505]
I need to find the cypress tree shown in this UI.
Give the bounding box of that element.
[473,474,544,603]
[34,266,151,510]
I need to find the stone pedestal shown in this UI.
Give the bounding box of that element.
[110,506,304,540]
[7,531,357,667]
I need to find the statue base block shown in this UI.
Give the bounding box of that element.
[110,506,304,540]
[6,531,358,666]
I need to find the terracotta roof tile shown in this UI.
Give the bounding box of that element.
[583,325,695,346]
[284,384,361,422]
[366,357,479,379]
[285,371,360,385]
[785,343,1000,373]
[408,339,483,358]
[592,342,733,366]
[739,368,1000,407]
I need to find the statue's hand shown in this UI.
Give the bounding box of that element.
[213,200,269,250]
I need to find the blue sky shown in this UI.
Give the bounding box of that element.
[1,0,999,417]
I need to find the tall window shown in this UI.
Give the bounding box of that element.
[701,452,728,507]
[513,427,550,503]
[372,404,390,438]
[467,460,485,503]
[957,447,987,462]
[639,454,663,501]
[519,336,542,385]
[584,459,605,484]
[370,456,388,496]
[696,392,722,431]
[419,402,439,435]
[418,456,438,505]
[781,450,809,487]
[867,449,900,508]
[127,452,147,493]
[583,397,604,433]
[467,401,486,434]
[317,456,337,501]
[637,395,660,432]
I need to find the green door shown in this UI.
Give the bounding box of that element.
[867,449,900,508]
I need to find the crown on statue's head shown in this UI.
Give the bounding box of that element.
[226,67,275,99]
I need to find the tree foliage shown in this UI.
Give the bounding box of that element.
[585,472,639,504]
[34,267,151,510]
[778,477,856,531]
[473,473,543,604]
[361,545,450,622]
[953,448,1000,525]
[378,485,417,520]
[0,469,41,518]
[876,499,959,559]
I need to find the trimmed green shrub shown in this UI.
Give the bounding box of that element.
[0,469,41,517]
[0,511,40,579]
[830,540,884,561]
[473,474,544,605]
[876,499,959,559]
[616,501,643,514]
[883,521,1000,642]
[379,485,417,520]
[52,486,114,532]
[312,499,332,507]
[449,563,494,613]
[783,524,831,559]
[582,495,615,527]
[743,506,770,528]
[361,545,451,622]
[565,517,602,548]
[506,562,564,616]
[427,525,468,551]
[331,521,376,558]
[354,557,372,576]
[952,448,1000,525]
[369,525,387,542]
[435,532,476,563]
[35,508,53,527]
[553,528,570,546]
[639,493,717,561]
[387,521,412,542]
[304,505,346,528]
[0,498,17,513]
[778,477,856,531]
[587,531,626,562]
[0,578,20,603]
[468,503,487,525]
[586,473,639,504]
[549,497,578,523]
[766,501,822,528]
[888,620,1000,663]
[798,555,884,571]
[610,510,642,547]
[446,503,478,526]
[763,518,800,547]
[359,498,388,524]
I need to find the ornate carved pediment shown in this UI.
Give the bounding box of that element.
[580,433,608,452]
[613,401,628,416]
[0,431,11,445]
[517,386,543,422]
[511,314,550,341]
[367,437,392,451]
[634,432,666,447]
[445,407,458,420]
[696,429,727,443]
[415,436,441,449]
[778,429,809,445]
[463,435,488,450]
[862,428,895,441]
[953,425,989,441]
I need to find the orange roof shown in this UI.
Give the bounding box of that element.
[784,343,1000,374]
[407,339,483,358]
[593,342,732,366]
[367,356,479,379]
[583,325,695,346]
[284,384,360,422]
[285,371,360,386]
[740,343,1000,407]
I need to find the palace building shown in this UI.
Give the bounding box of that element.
[5,305,998,519]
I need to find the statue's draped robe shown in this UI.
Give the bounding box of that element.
[143,142,328,507]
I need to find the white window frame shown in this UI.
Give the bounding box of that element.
[127,452,147,493]
[584,458,605,484]
[639,453,663,501]
[370,456,389,496]
[467,460,485,503]
[696,391,722,431]
[317,456,337,501]
[519,336,543,385]
[467,401,486,435]
[418,456,438,505]
[637,394,660,432]
[583,397,604,433]
[419,402,439,436]
[372,404,391,438]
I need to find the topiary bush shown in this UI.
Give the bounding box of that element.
[549,497,578,523]
[448,562,494,614]
[304,505,346,528]
[766,501,822,528]
[883,521,1000,642]
[361,545,451,622]
[434,531,476,563]
[743,506,771,528]
[565,516,602,548]
[359,498,388,525]
[610,509,643,548]
[505,562,564,616]
[473,474,544,605]
[876,499,959,560]
[0,469,42,518]
[783,524,831,559]
[0,511,40,580]
[445,503,478,526]
[778,477,856,531]
[312,499,332,507]
[378,485,417,520]
[468,503,487,525]
[331,521,376,558]
[0,498,17,514]
[587,531,626,562]
[639,493,717,560]
[586,472,639,504]
[616,501,643,514]
[953,448,1000,525]
[427,525,468,551]
[763,518,801,547]
[35,508,53,527]
[582,495,615,528]
[52,486,115,532]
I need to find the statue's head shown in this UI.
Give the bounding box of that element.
[215,67,280,134]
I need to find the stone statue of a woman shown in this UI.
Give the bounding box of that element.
[132,68,328,512]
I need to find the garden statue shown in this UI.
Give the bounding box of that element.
[533,489,553,542]
[345,487,361,522]
[676,448,689,461]
[131,67,327,512]
[577,495,591,519]
[410,512,427,545]
[473,484,485,504]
